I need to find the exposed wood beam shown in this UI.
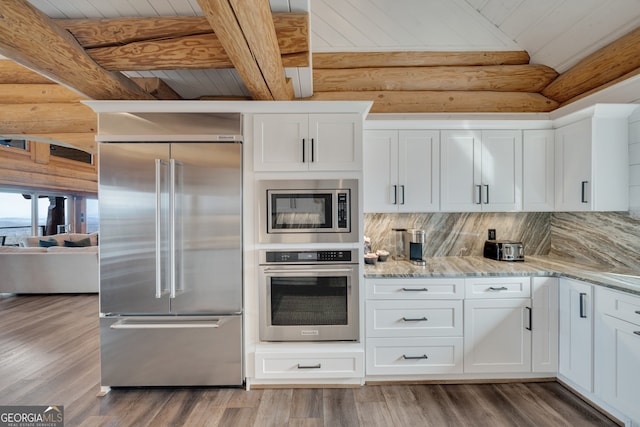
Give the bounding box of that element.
[0,84,86,103]
[132,78,182,100]
[0,103,96,134]
[306,91,558,113]
[559,66,640,108]
[197,0,294,100]
[542,26,640,103]
[312,51,531,69]
[27,133,97,155]
[314,65,558,92]
[0,60,52,84]
[0,0,154,100]
[58,14,308,53]
[86,34,308,71]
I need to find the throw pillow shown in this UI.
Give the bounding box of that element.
[64,237,92,247]
[38,238,59,248]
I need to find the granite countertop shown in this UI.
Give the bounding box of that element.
[364,255,640,296]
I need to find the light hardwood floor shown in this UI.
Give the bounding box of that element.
[0,294,619,426]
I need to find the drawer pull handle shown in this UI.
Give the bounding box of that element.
[402,316,428,322]
[297,363,321,369]
[635,311,640,315]
[402,287,428,292]
[402,354,428,360]
[634,331,640,336]
[488,286,508,291]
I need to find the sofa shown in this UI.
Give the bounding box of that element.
[0,232,98,293]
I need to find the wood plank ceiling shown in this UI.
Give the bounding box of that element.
[0,0,639,151]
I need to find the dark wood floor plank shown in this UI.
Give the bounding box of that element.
[0,294,623,427]
[253,388,293,427]
[323,388,359,427]
[289,388,323,418]
[381,385,430,426]
[356,401,394,427]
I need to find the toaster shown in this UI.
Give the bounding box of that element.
[483,240,524,261]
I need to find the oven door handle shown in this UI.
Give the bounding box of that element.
[261,267,355,274]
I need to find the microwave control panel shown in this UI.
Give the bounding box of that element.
[337,192,348,229]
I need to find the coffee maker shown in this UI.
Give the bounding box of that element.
[403,229,426,266]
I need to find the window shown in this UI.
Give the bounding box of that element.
[0,191,99,245]
[50,145,92,164]
[0,139,26,150]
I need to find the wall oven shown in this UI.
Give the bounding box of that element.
[259,249,359,342]
[257,179,358,244]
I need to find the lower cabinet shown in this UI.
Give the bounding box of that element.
[595,287,640,424]
[254,344,364,380]
[365,276,558,377]
[558,278,593,392]
[464,298,532,373]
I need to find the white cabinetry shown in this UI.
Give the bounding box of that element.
[554,107,632,211]
[464,277,532,373]
[558,278,593,392]
[365,276,557,377]
[595,288,640,424]
[523,130,555,211]
[363,130,439,212]
[531,277,559,373]
[440,130,522,212]
[253,114,362,172]
[365,278,464,375]
[254,343,364,380]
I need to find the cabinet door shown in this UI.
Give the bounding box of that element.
[532,277,558,373]
[554,120,592,211]
[464,298,532,373]
[309,114,361,171]
[363,130,398,212]
[559,279,593,392]
[440,130,482,212]
[398,130,440,212]
[480,130,522,211]
[253,114,308,171]
[595,314,640,422]
[523,130,555,211]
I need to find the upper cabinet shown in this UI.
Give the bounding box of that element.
[253,114,362,172]
[363,130,439,212]
[553,104,636,211]
[523,130,555,211]
[440,130,522,212]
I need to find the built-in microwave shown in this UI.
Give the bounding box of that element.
[257,179,358,244]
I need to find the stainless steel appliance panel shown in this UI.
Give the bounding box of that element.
[100,315,242,386]
[259,259,359,341]
[257,179,358,244]
[169,143,242,314]
[99,143,171,314]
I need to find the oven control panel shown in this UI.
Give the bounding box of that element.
[262,249,355,264]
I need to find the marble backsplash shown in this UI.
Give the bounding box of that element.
[550,212,640,270]
[364,211,640,271]
[363,212,551,258]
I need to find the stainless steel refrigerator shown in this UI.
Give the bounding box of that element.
[98,141,242,387]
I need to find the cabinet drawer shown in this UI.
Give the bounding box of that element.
[367,300,463,337]
[254,351,363,379]
[366,337,463,375]
[597,287,640,326]
[465,277,531,299]
[366,278,465,300]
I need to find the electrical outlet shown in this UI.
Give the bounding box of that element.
[488,229,496,240]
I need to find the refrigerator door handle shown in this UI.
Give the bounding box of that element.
[169,159,177,299]
[154,159,164,299]
[110,319,222,329]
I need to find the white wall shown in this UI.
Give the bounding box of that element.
[629,105,640,217]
